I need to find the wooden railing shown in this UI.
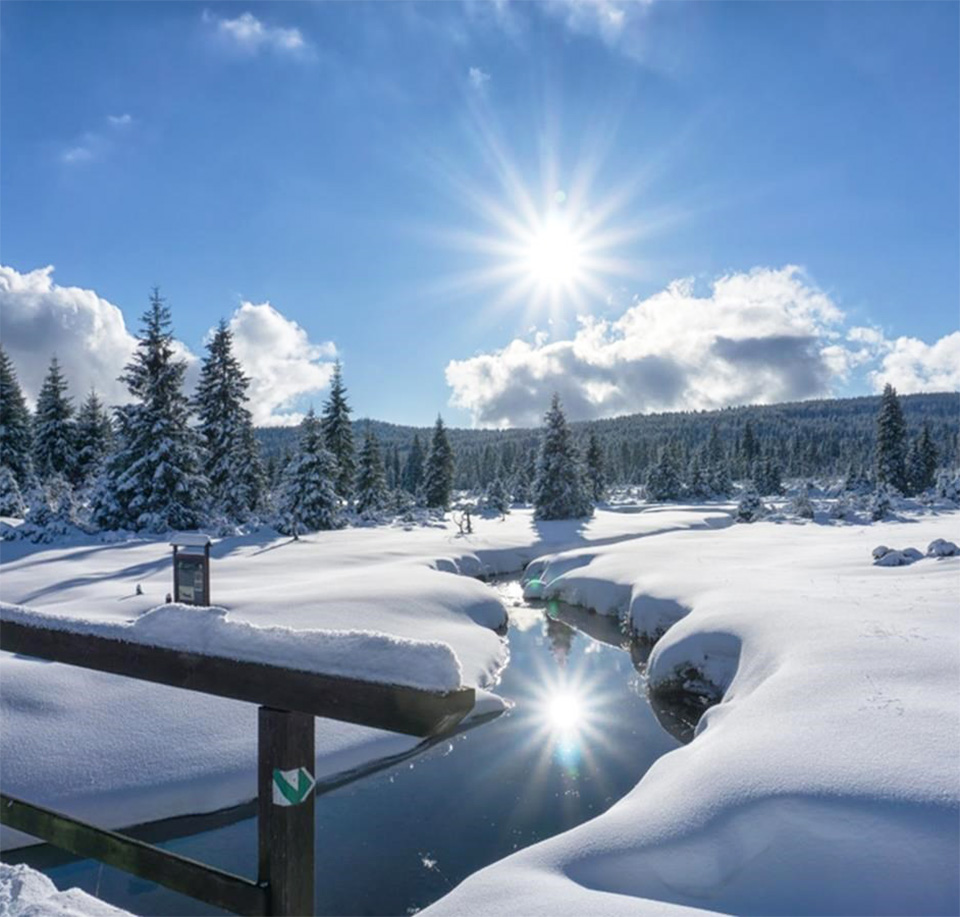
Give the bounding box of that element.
[0,618,475,916]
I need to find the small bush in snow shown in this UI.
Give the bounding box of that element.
[791,484,815,519]
[869,485,893,521]
[829,493,853,521]
[935,469,960,504]
[736,487,765,523]
[0,465,26,517]
[927,538,960,557]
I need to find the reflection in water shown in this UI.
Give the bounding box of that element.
[22,576,687,917]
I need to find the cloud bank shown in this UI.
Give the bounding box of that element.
[0,265,337,427]
[446,266,958,428]
[203,10,310,58]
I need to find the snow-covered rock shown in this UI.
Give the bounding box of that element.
[928,538,960,557]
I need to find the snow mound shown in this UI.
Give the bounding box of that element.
[928,538,960,557]
[0,863,132,917]
[872,545,924,566]
[0,602,463,692]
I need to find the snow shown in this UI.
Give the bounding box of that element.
[424,512,960,917]
[0,602,464,692]
[0,863,131,917]
[0,506,723,850]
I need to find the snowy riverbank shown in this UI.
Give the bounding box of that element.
[0,506,724,850]
[425,512,960,917]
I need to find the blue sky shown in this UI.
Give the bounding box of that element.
[1,1,957,427]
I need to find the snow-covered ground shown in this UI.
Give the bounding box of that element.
[425,512,960,917]
[0,863,132,917]
[0,506,723,850]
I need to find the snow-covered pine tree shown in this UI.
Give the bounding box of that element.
[0,347,33,486]
[875,383,908,493]
[511,457,531,505]
[74,391,114,487]
[355,427,388,516]
[740,420,760,477]
[0,464,26,517]
[277,408,341,535]
[686,449,709,499]
[93,289,207,532]
[791,482,815,519]
[645,445,682,502]
[870,483,893,521]
[585,432,606,503]
[423,415,455,509]
[533,394,593,520]
[484,477,510,516]
[736,485,764,522]
[906,422,938,496]
[754,455,783,496]
[195,319,265,521]
[705,424,733,496]
[401,434,425,495]
[32,357,76,483]
[321,361,356,501]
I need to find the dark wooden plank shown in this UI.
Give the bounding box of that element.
[0,793,268,916]
[258,708,315,916]
[0,620,474,737]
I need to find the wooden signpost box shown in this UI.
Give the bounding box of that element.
[170,533,212,606]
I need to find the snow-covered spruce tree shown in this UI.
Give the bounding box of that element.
[736,485,764,523]
[401,433,425,495]
[791,483,815,519]
[685,450,710,499]
[533,395,593,520]
[870,483,893,521]
[0,346,33,486]
[585,432,606,503]
[754,455,783,497]
[423,415,455,510]
[32,357,76,483]
[93,289,207,532]
[511,458,531,505]
[321,361,356,501]
[25,472,82,541]
[484,477,510,516]
[645,445,682,502]
[74,391,114,487]
[277,408,341,536]
[195,319,266,521]
[906,422,939,496]
[875,383,908,494]
[355,428,388,516]
[0,464,26,517]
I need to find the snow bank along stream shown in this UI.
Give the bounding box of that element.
[10,575,687,916]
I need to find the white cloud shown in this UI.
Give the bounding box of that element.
[446,265,957,428]
[0,265,338,427]
[204,10,310,58]
[468,66,491,90]
[0,265,139,407]
[60,114,136,166]
[227,302,337,427]
[869,332,960,395]
[543,0,653,58]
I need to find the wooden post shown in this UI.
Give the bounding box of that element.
[258,708,315,916]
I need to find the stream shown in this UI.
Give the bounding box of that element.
[18,577,692,916]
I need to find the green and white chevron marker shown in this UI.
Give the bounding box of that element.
[272,767,316,807]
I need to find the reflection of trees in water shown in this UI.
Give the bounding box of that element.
[544,610,576,666]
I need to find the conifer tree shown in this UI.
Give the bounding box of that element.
[0,347,33,486]
[32,357,76,482]
[645,444,682,502]
[484,477,511,516]
[423,415,455,509]
[686,449,709,499]
[74,391,114,487]
[321,361,356,500]
[355,428,388,515]
[875,383,908,493]
[277,408,341,535]
[906,422,938,495]
[754,455,783,496]
[585,432,606,503]
[195,319,265,520]
[533,395,593,520]
[0,464,25,517]
[401,434,425,494]
[92,289,207,532]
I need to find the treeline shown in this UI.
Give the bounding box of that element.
[1,287,957,540]
[259,391,959,497]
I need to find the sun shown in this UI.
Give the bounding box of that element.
[546,691,583,731]
[523,213,585,292]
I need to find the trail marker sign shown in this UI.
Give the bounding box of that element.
[272,767,316,807]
